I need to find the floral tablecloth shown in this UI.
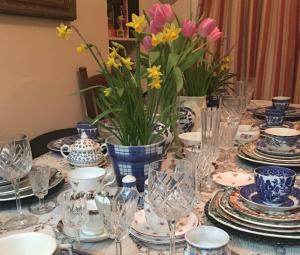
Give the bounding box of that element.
[1,100,300,255]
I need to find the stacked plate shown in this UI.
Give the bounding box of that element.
[130,210,198,247]
[254,106,300,120]
[0,169,63,202]
[206,187,300,241]
[237,141,300,167]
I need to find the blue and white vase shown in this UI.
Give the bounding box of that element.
[106,136,165,192]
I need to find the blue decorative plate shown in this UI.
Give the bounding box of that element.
[256,139,300,157]
[259,121,294,130]
[240,184,300,213]
[266,106,296,113]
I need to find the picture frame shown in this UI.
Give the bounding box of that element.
[0,0,76,21]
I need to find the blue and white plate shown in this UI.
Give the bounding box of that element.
[256,139,300,157]
[240,184,300,213]
[266,106,296,114]
[259,121,294,130]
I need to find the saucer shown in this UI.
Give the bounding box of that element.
[259,122,294,130]
[57,220,109,243]
[55,249,91,255]
[212,171,254,187]
[266,106,296,113]
[240,184,300,213]
[256,139,300,157]
[131,209,198,238]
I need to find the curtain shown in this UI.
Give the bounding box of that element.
[197,0,300,103]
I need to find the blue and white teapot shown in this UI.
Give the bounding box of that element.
[60,132,107,167]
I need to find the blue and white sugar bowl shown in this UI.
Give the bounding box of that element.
[254,166,296,205]
[264,127,300,153]
[185,226,230,255]
[265,108,285,127]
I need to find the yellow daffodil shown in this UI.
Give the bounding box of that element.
[109,47,119,58]
[220,56,231,72]
[106,57,120,69]
[164,24,181,42]
[76,44,87,54]
[121,57,134,70]
[126,14,146,33]
[103,88,111,97]
[148,78,162,89]
[56,24,71,40]
[151,33,166,47]
[147,65,162,79]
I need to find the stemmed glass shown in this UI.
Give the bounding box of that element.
[0,134,38,230]
[29,165,56,214]
[95,188,138,255]
[61,191,89,245]
[148,159,196,254]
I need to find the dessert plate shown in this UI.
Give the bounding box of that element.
[212,171,254,187]
[223,189,300,226]
[259,121,294,130]
[256,139,300,157]
[240,184,300,213]
[131,209,198,238]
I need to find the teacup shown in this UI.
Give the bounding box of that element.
[68,167,115,194]
[254,166,296,205]
[264,127,300,153]
[77,121,99,139]
[272,96,291,111]
[185,226,230,255]
[235,125,260,144]
[265,108,285,127]
[0,232,72,255]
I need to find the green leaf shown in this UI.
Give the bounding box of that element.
[91,107,122,125]
[149,51,160,66]
[117,87,124,97]
[166,53,180,74]
[173,67,184,92]
[70,85,102,96]
[180,48,206,71]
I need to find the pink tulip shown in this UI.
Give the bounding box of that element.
[150,20,162,34]
[142,36,153,52]
[207,27,222,42]
[148,3,175,32]
[198,18,216,37]
[181,19,197,38]
[162,4,175,23]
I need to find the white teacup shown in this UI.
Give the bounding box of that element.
[68,167,115,194]
[0,232,72,255]
[185,226,230,255]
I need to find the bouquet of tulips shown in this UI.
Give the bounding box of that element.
[57,3,222,146]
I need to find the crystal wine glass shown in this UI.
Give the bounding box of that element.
[61,191,89,245]
[29,165,56,214]
[95,188,138,255]
[0,134,38,230]
[148,159,196,254]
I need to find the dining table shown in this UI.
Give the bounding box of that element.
[1,100,300,255]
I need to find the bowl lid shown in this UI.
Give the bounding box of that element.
[71,132,100,151]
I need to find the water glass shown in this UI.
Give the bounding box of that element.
[95,188,138,255]
[0,134,38,230]
[61,191,89,245]
[29,165,56,215]
[148,159,196,254]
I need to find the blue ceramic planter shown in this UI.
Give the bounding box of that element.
[254,166,296,204]
[106,136,165,192]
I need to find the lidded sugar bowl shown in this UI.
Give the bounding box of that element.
[60,132,107,167]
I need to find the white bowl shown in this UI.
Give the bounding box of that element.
[0,232,57,255]
[235,125,260,144]
[178,132,201,146]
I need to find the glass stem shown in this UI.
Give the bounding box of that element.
[115,238,122,255]
[168,220,176,255]
[12,178,23,219]
[75,229,81,248]
[39,196,45,211]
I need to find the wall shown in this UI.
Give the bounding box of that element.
[0,0,108,139]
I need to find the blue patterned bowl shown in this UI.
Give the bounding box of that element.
[264,127,300,153]
[265,108,285,127]
[272,96,290,111]
[106,136,165,192]
[254,166,296,205]
[77,121,99,139]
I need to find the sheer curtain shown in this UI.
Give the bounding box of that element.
[197,0,300,103]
